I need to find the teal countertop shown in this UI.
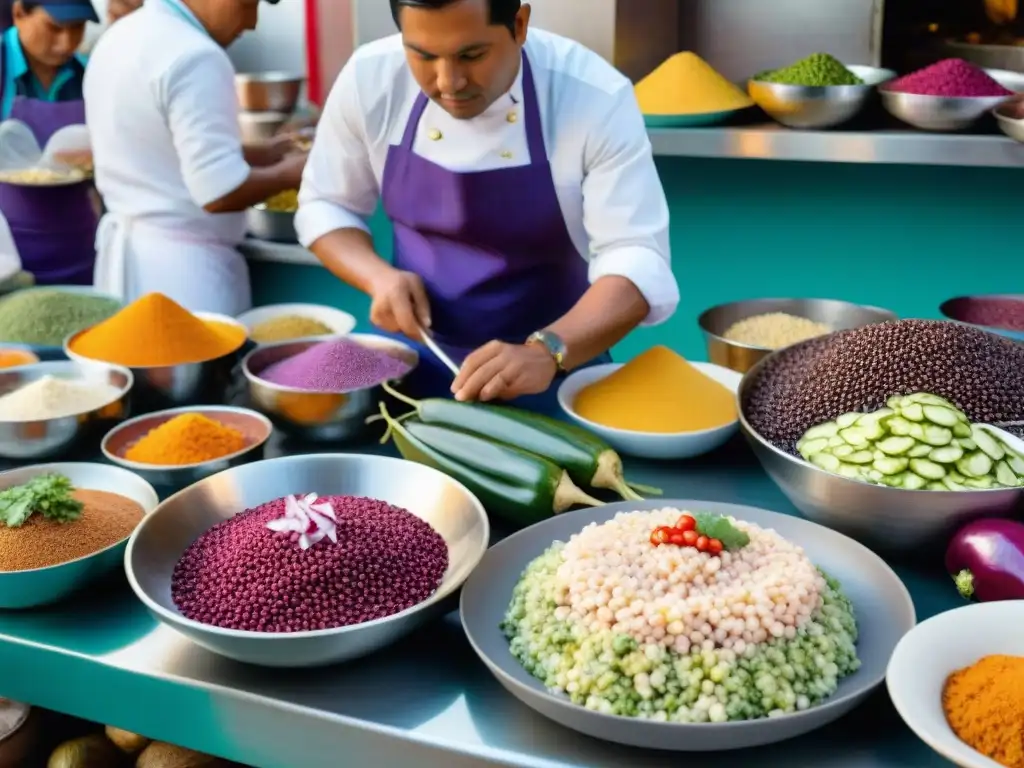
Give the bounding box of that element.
[0,432,959,768]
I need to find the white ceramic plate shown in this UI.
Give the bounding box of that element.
[236,303,356,343]
[887,601,1024,768]
[557,361,743,460]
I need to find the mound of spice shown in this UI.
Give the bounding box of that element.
[0,289,120,347]
[943,654,1024,767]
[124,412,247,465]
[945,296,1024,332]
[573,345,736,433]
[0,375,121,421]
[259,338,411,391]
[0,474,144,571]
[250,314,334,343]
[68,293,247,367]
[634,52,753,115]
[723,312,832,349]
[744,319,1024,454]
[754,53,863,86]
[0,349,37,369]
[171,493,449,632]
[886,58,1013,97]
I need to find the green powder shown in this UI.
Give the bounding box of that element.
[0,290,122,346]
[754,53,863,87]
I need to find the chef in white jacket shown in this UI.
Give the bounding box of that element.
[83,0,304,315]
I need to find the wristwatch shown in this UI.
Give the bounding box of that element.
[526,330,568,372]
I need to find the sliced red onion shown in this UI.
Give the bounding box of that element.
[267,493,339,549]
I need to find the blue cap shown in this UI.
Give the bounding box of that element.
[38,0,99,24]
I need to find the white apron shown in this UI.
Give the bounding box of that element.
[93,213,252,316]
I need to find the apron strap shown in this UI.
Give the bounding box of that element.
[519,53,547,161]
[400,91,430,150]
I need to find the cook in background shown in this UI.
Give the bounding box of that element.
[0,0,99,285]
[297,0,680,415]
[83,0,305,316]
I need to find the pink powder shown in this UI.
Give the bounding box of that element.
[886,59,1013,97]
[947,297,1024,332]
[259,338,412,391]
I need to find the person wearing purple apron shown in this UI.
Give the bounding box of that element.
[297,0,680,416]
[0,0,98,285]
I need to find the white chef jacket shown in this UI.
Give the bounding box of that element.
[83,0,252,316]
[296,30,679,326]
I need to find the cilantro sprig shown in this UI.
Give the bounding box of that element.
[693,511,749,550]
[0,474,83,528]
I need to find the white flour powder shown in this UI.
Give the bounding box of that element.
[0,375,121,421]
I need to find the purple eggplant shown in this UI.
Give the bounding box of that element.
[946,518,1024,602]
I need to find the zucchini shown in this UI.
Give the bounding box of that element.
[381,382,652,501]
[378,403,603,526]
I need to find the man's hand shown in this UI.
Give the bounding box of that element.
[452,341,558,403]
[107,0,143,23]
[368,269,431,340]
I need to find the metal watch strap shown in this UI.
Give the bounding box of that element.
[526,330,567,372]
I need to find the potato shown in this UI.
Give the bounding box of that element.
[136,742,226,768]
[47,734,120,768]
[105,725,150,754]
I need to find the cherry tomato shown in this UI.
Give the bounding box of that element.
[695,535,710,552]
[681,529,699,547]
[676,515,697,532]
[669,531,686,546]
[650,526,672,546]
[707,538,724,555]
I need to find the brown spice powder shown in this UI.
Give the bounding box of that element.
[0,489,144,571]
[943,654,1024,768]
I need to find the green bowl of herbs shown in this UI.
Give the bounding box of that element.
[0,464,158,609]
[0,286,123,360]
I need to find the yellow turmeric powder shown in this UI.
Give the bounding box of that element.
[943,654,1024,768]
[574,346,736,433]
[124,413,247,465]
[635,52,753,115]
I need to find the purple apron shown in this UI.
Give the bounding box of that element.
[378,52,607,416]
[0,88,97,285]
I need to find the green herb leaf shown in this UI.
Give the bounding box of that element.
[693,511,750,550]
[0,474,83,527]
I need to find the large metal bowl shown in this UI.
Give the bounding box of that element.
[0,462,159,609]
[238,111,291,144]
[698,298,898,374]
[235,72,304,113]
[124,453,490,667]
[939,293,1024,342]
[738,352,1023,550]
[0,360,133,460]
[241,334,418,442]
[101,405,273,494]
[245,204,297,244]
[880,89,1014,132]
[64,312,249,411]
[747,66,895,129]
[994,100,1024,144]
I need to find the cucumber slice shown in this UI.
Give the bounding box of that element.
[908,443,933,458]
[902,472,928,490]
[886,395,903,409]
[907,393,956,408]
[832,444,855,458]
[859,420,885,441]
[802,421,840,441]
[836,463,863,480]
[963,477,996,490]
[798,437,830,459]
[909,458,947,480]
[873,456,909,475]
[995,460,1019,488]
[828,435,846,448]
[860,407,895,425]
[919,425,953,447]
[880,473,905,488]
[949,470,967,483]
[836,412,862,429]
[957,452,993,479]
[876,436,915,456]
[971,426,1005,461]
[942,476,966,491]
[925,481,947,491]
[845,450,874,465]
[928,444,964,464]
[1008,454,1024,476]
[865,469,884,483]
[922,405,960,427]
[839,427,869,448]
[952,421,973,439]
[810,453,841,472]
[909,423,926,441]
[888,417,913,437]
[958,438,977,452]
[901,403,925,422]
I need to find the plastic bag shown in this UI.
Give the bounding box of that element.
[41,124,92,172]
[0,211,22,284]
[0,120,41,172]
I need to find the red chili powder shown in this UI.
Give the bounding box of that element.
[886,59,1013,98]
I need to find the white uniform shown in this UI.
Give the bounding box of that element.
[296,30,679,326]
[84,0,252,316]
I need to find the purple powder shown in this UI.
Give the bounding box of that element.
[259,338,411,391]
[171,494,449,633]
[886,59,1013,97]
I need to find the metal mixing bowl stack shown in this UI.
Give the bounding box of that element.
[698,298,897,374]
[234,72,304,113]
[125,453,489,667]
[747,66,895,129]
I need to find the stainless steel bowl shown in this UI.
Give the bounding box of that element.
[880,89,1013,131]
[245,205,297,244]
[101,405,273,493]
[235,72,304,113]
[0,360,133,460]
[238,111,291,144]
[994,100,1024,143]
[939,293,1024,343]
[698,298,898,374]
[747,66,895,129]
[64,312,249,411]
[124,453,490,667]
[241,334,419,442]
[738,353,1023,550]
